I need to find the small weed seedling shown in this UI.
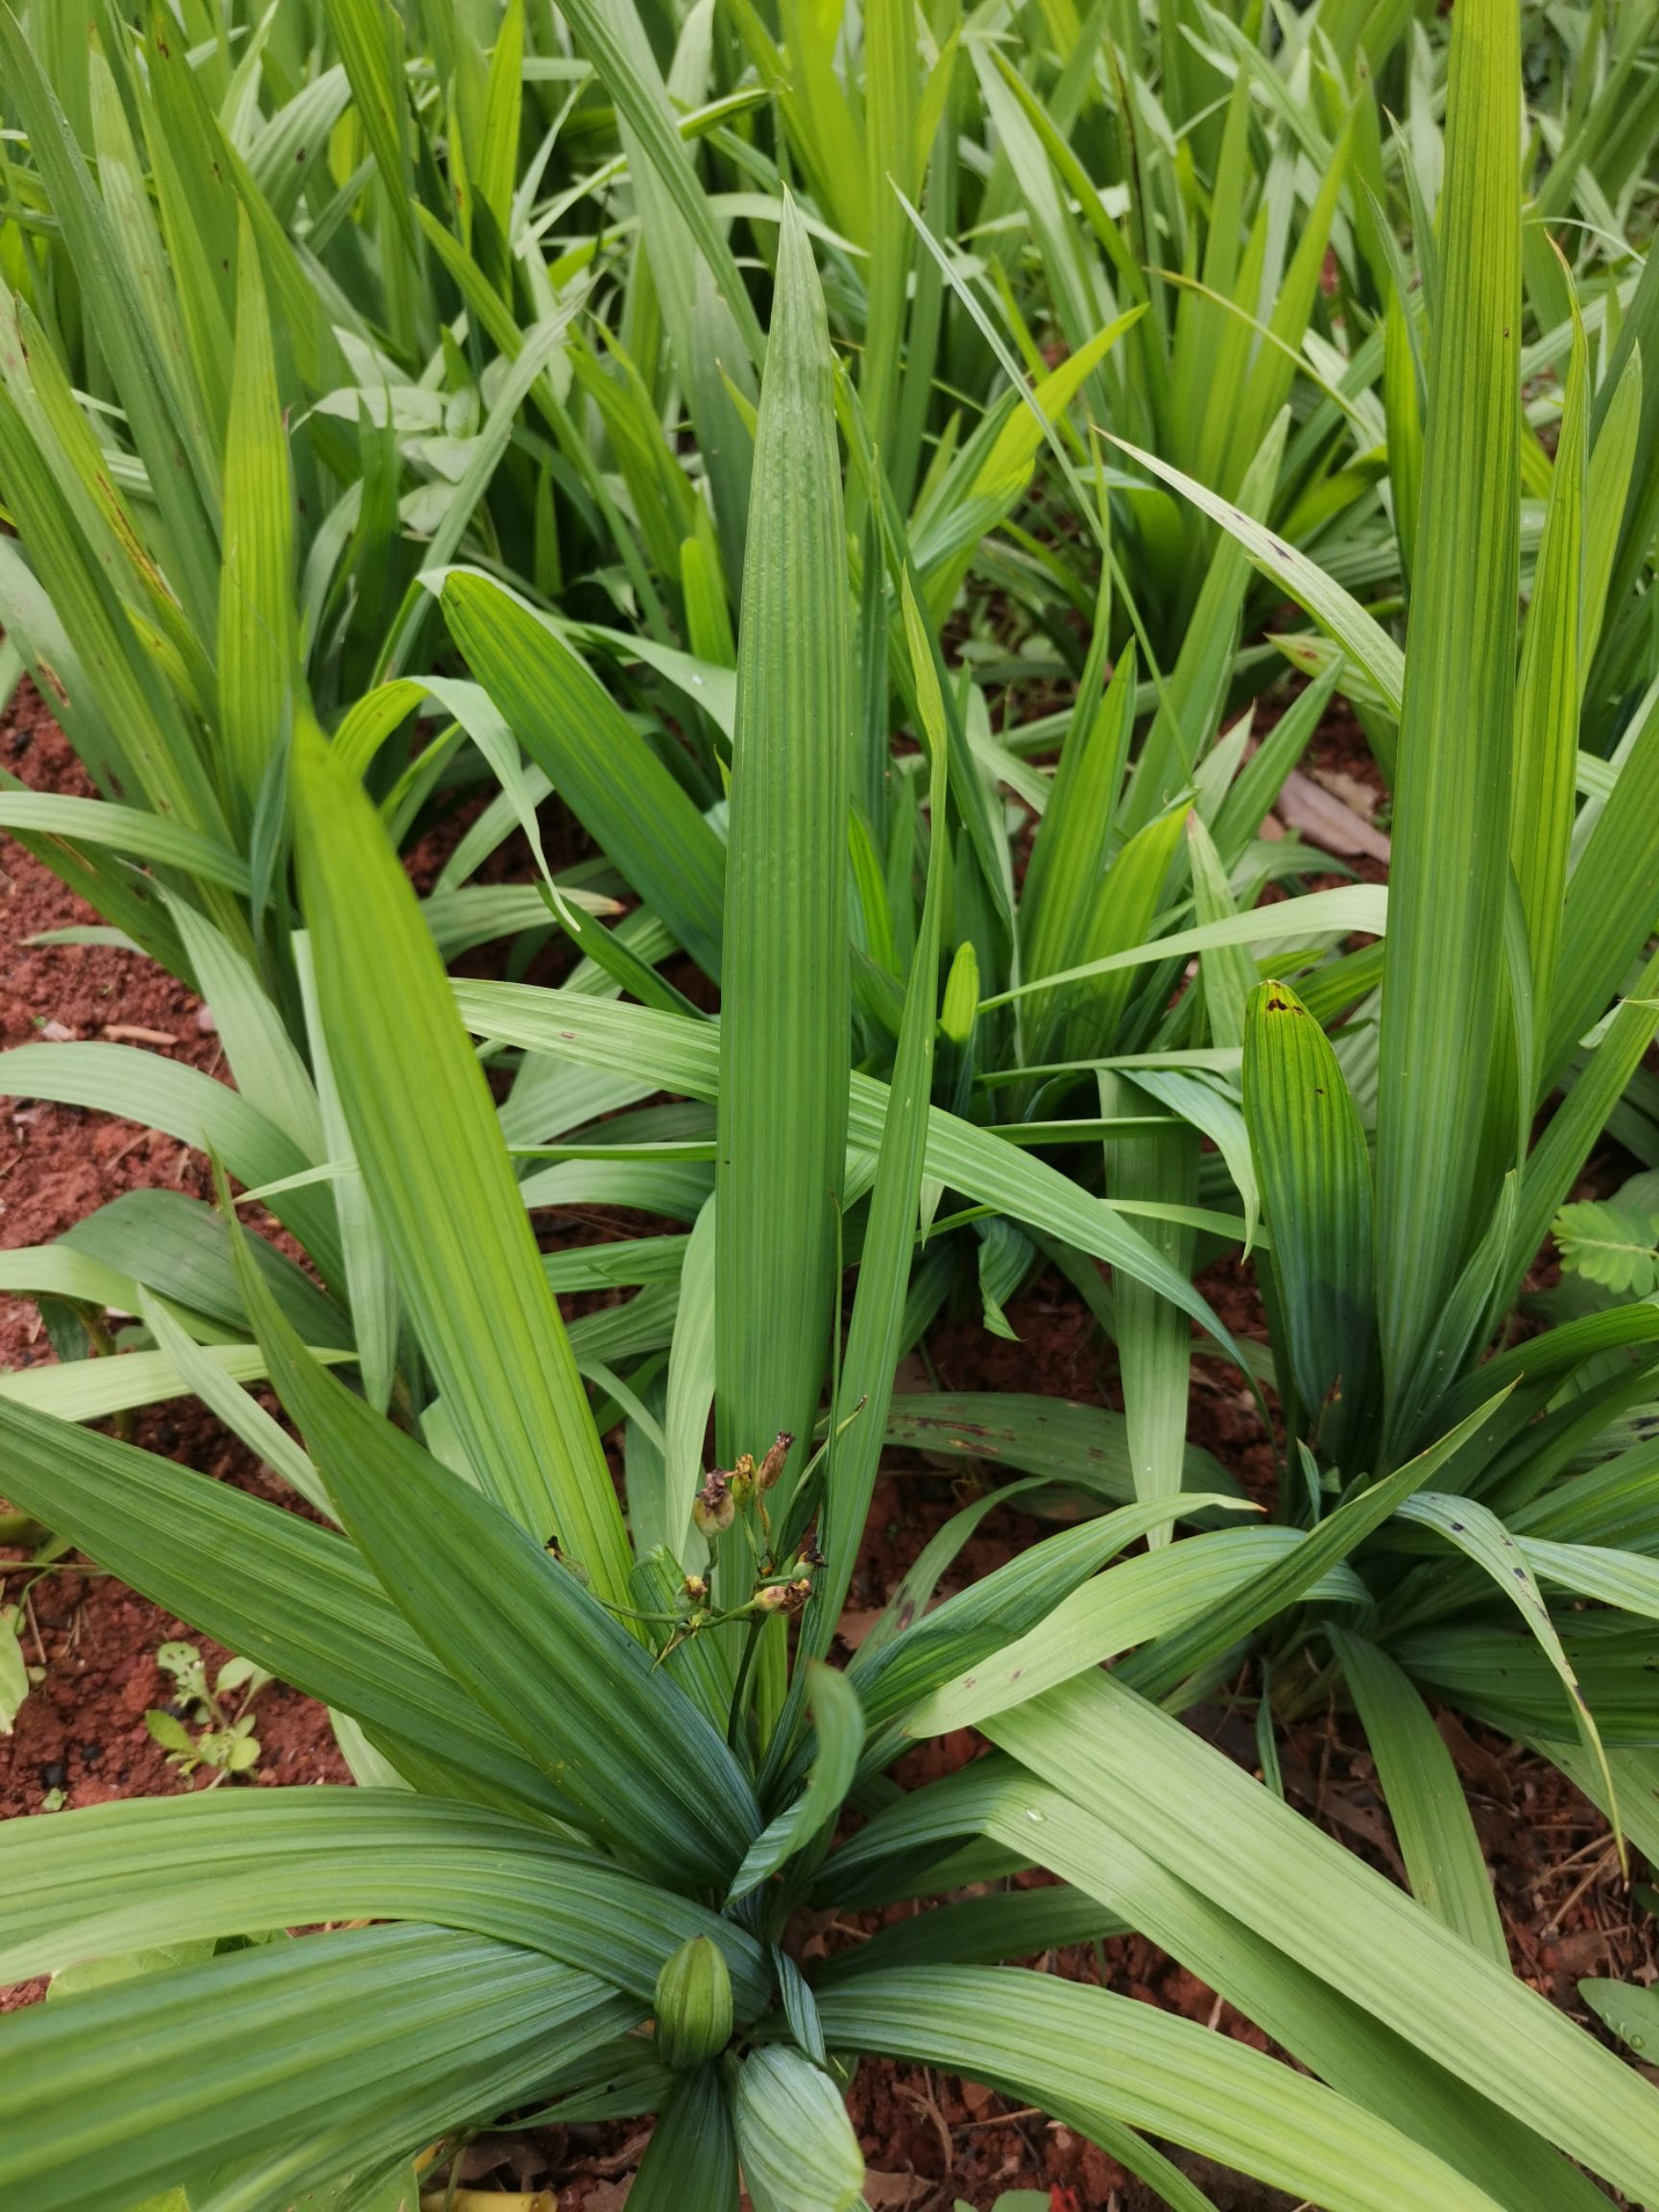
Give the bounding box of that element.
[145,1644,271,1785]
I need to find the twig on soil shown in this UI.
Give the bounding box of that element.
[558,2124,652,2179]
[901,2074,955,2207]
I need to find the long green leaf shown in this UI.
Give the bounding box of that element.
[876,1391,1234,1506]
[216,204,294,831]
[816,1968,1506,2212]
[715,195,849,1493]
[1328,1625,1507,1965]
[0,1790,765,2009]
[0,3,221,633]
[1545,678,1659,1086]
[451,989,1253,1366]
[987,1673,1659,2203]
[0,1395,582,1824]
[292,718,631,1592]
[916,1393,1509,1732]
[1509,301,1587,1023]
[442,574,727,977]
[1374,0,1521,1392]
[971,1778,1608,2212]
[553,0,764,366]
[0,795,246,890]
[1107,436,1405,709]
[0,1045,342,1286]
[626,2064,739,2212]
[1396,1491,1621,1845]
[809,573,948,1647]
[0,1923,635,2212]
[231,1234,760,1888]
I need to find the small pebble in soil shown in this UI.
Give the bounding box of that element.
[37,1761,66,1791]
[79,1743,102,1766]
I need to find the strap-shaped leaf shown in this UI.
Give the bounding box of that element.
[136,1288,330,1513]
[1396,1491,1621,1845]
[815,1882,1126,1985]
[232,1233,760,1889]
[294,931,400,1416]
[1105,436,1405,709]
[1523,1535,1659,1622]
[554,0,763,366]
[1509,301,1587,1024]
[0,4,221,636]
[0,1394,576,1824]
[292,716,630,1591]
[986,1672,1659,2204]
[715,195,850,1495]
[216,204,294,830]
[626,2063,738,2212]
[870,1497,1254,1743]
[876,1391,1236,1505]
[1102,1084,1196,1543]
[0,794,246,888]
[0,1790,766,2012]
[164,901,322,1161]
[969,1778,1608,2212]
[1545,679,1659,1087]
[442,575,726,978]
[904,1523,1342,1740]
[1374,0,1521,1393]
[1118,1393,1513,1702]
[985,885,1389,1015]
[0,1922,637,2212]
[727,1665,863,1904]
[0,1045,343,1289]
[808,575,949,1651]
[1397,1619,1659,1748]
[1580,1978,1659,2064]
[451,990,1248,1365]
[1327,1625,1507,1965]
[816,1967,1503,2212]
[61,1187,347,1349]
[0,1339,339,1425]
[916,1393,1507,1735]
[319,0,419,255]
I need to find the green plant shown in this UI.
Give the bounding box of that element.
[144,1642,270,1784]
[1,3,1657,2206]
[1554,1171,1659,1299]
[941,0,1659,1893]
[3,163,1659,2212]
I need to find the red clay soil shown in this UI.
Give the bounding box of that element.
[0,677,1650,2207]
[0,685,349,1905]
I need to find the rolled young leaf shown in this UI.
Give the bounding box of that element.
[733,2045,864,2212]
[1242,978,1377,1459]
